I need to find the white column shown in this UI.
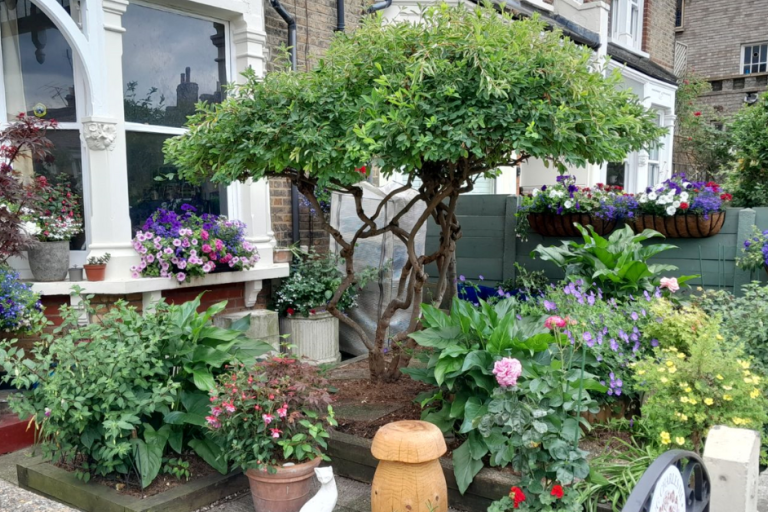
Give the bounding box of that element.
[80,0,139,280]
[663,114,677,181]
[230,14,275,265]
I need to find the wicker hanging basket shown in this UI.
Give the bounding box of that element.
[526,212,617,237]
[628,211,725,238]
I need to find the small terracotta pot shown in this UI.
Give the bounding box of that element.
[245,457,321,512]
[84,264,107,281]
[527,212,617,237]
[629,211,725,238]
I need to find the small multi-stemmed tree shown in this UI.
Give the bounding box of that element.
[165,4,664,382]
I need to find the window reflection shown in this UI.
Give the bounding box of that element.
[0,0,77,122]
[127,132,226,231]
[122,4,226,127]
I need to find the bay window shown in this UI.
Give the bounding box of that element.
[122,2,228,232]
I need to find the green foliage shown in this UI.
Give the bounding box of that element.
[162,458,191,481]
[206,356,336,471]
[85,253,111,266]
[577,437,659,512]
[405,298,604,494]
[531,224,696,297]
[725,91,768,207]
[164,3,663,193]
[633,326,768,452]
[695,283,768,374]
[735,227,768,272]
[498,263,550,296]
[274,251,377,317]
[641,299,710,354]
[0,292,272,488]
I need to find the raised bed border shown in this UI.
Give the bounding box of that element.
[17,455,247,512]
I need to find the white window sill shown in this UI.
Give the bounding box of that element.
[28,263,289,296]
[610,38,650,59]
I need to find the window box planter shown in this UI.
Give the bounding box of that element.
[16,456,247,512]
[527,212,617,237]
[279,311,340,365]
[628,211,725,238]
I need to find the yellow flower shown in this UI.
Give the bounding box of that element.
[660,432,671,445]
[685,387,692,393]
[751,389,761,399]
[724,394,733,401]
[668,366,677,374]
[680,396,689,403]
[739,360,751,370]
[680,414,688,421]
[733,417,746,426]
[669,347,678,352]
[675,437,685,446]
[716,374,724,380]
[744,370,752,377]
[745,377,754,384]
[688,398,698,405]
[723,385,733,391]
[637,370,646,376]
[658,367,666,373]
[754,376,762,385]
[677,353,685,359]
[704,398,714,405]
[660,377,669,383]
[716,334,724,341]
[666,360,674,367]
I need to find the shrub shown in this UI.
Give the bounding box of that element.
[0,292,272,488]
[206,355,336,471]
[274,251,376,317]
[736,227,768,272]
[0,267,45,334]
[725,91,768,207]
[640,299,711,354]
[131,205,259,283]
[633,327,767,452]
[531,224,696,298]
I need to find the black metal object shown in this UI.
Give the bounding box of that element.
[336,0,345,31]
[366,0,392,14]
[621,450,710,512]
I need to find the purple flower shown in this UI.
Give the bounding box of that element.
[459,275,466,282]
[543,300,557,312]
[630,311,639,322]
[479,275,484,280]
[651,339,659,347]
[176,272,186,282]
[172,239,182,247]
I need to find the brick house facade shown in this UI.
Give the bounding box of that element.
[675,0,768,117]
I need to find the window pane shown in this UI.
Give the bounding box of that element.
[0,0,77,122]
[127,132,227,232]
[607,162,626,188]
[122,4,226,127]
[745,46,752,64]
[648,164,659,186]
[33,130,86,250]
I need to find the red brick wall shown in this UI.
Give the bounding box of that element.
[162,281,270,312]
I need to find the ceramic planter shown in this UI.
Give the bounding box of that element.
[27,241,70,282]
[84,264,107,281]
[629,211,725,238]
[245,457,321,512]
[280,311,340,365]
[526,212,617,237]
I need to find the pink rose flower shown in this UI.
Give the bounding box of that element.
[544,316,567,330]
[659,277,680,293]
[493,357,523,388]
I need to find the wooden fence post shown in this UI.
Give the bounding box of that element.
[733,208,757,295]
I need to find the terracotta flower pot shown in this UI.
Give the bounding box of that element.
[84,264,107,281]
[527,212,617,237]
[629,211,725,238]
[245,457,322,512]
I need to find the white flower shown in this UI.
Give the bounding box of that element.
[564,200,574,209]
[638,196,648,204]
[680,192,689,201]
[21,222,40,236]
[648,192,658,201]
[673,200,681,208]
[682,181,691,188]
[532,189,541,197]
[666,206,677,216]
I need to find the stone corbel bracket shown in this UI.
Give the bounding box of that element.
[82,119,118,151]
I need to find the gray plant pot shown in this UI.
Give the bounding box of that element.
[27,241,70,282]
[68,268,84,282]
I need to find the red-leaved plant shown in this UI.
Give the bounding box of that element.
[205,355,336,472]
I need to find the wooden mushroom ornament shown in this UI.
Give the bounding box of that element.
[371,420,448,512]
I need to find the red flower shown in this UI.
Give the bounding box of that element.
[356,165,367,174]
[694,111,702,117]
[684,79,690,85]
[720,193,733,201]
[286,307,295,316]
[551,485,564,499]
[509,486,526,508]
[680,202,689,210]
[310,309,316,315]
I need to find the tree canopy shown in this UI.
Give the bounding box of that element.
[164,3,665,381]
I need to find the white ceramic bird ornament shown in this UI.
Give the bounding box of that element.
[300,466,338,512]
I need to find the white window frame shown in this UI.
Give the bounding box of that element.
[611,0,646,55]
[0,1,91,265]
[123,1,236,220]
[741,42,768,75]
[647,112,662,187]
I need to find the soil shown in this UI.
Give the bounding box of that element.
[54,451,217,498]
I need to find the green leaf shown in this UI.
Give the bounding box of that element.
[191,368,216,391]
[80,426,100,450]
[191,346,232,368]
[189,437,228,474]
[453,440,484,494]
[459,397,487,434]
[467,431,488,460]
[409,325,465,349]
[168,428,183,454]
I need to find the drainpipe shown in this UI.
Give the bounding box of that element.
[336,0,345,31]
[269,0,301,245]
[366,0,392,14]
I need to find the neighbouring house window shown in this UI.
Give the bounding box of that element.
[0,0,86,251]
[122,3,228,232]
[611,0,644,52]
[675,0,684,29]
[742,43,768,75]
[407,175,495,195]
[607,162,627,189]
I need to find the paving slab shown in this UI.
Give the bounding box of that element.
[0,477,75,512]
